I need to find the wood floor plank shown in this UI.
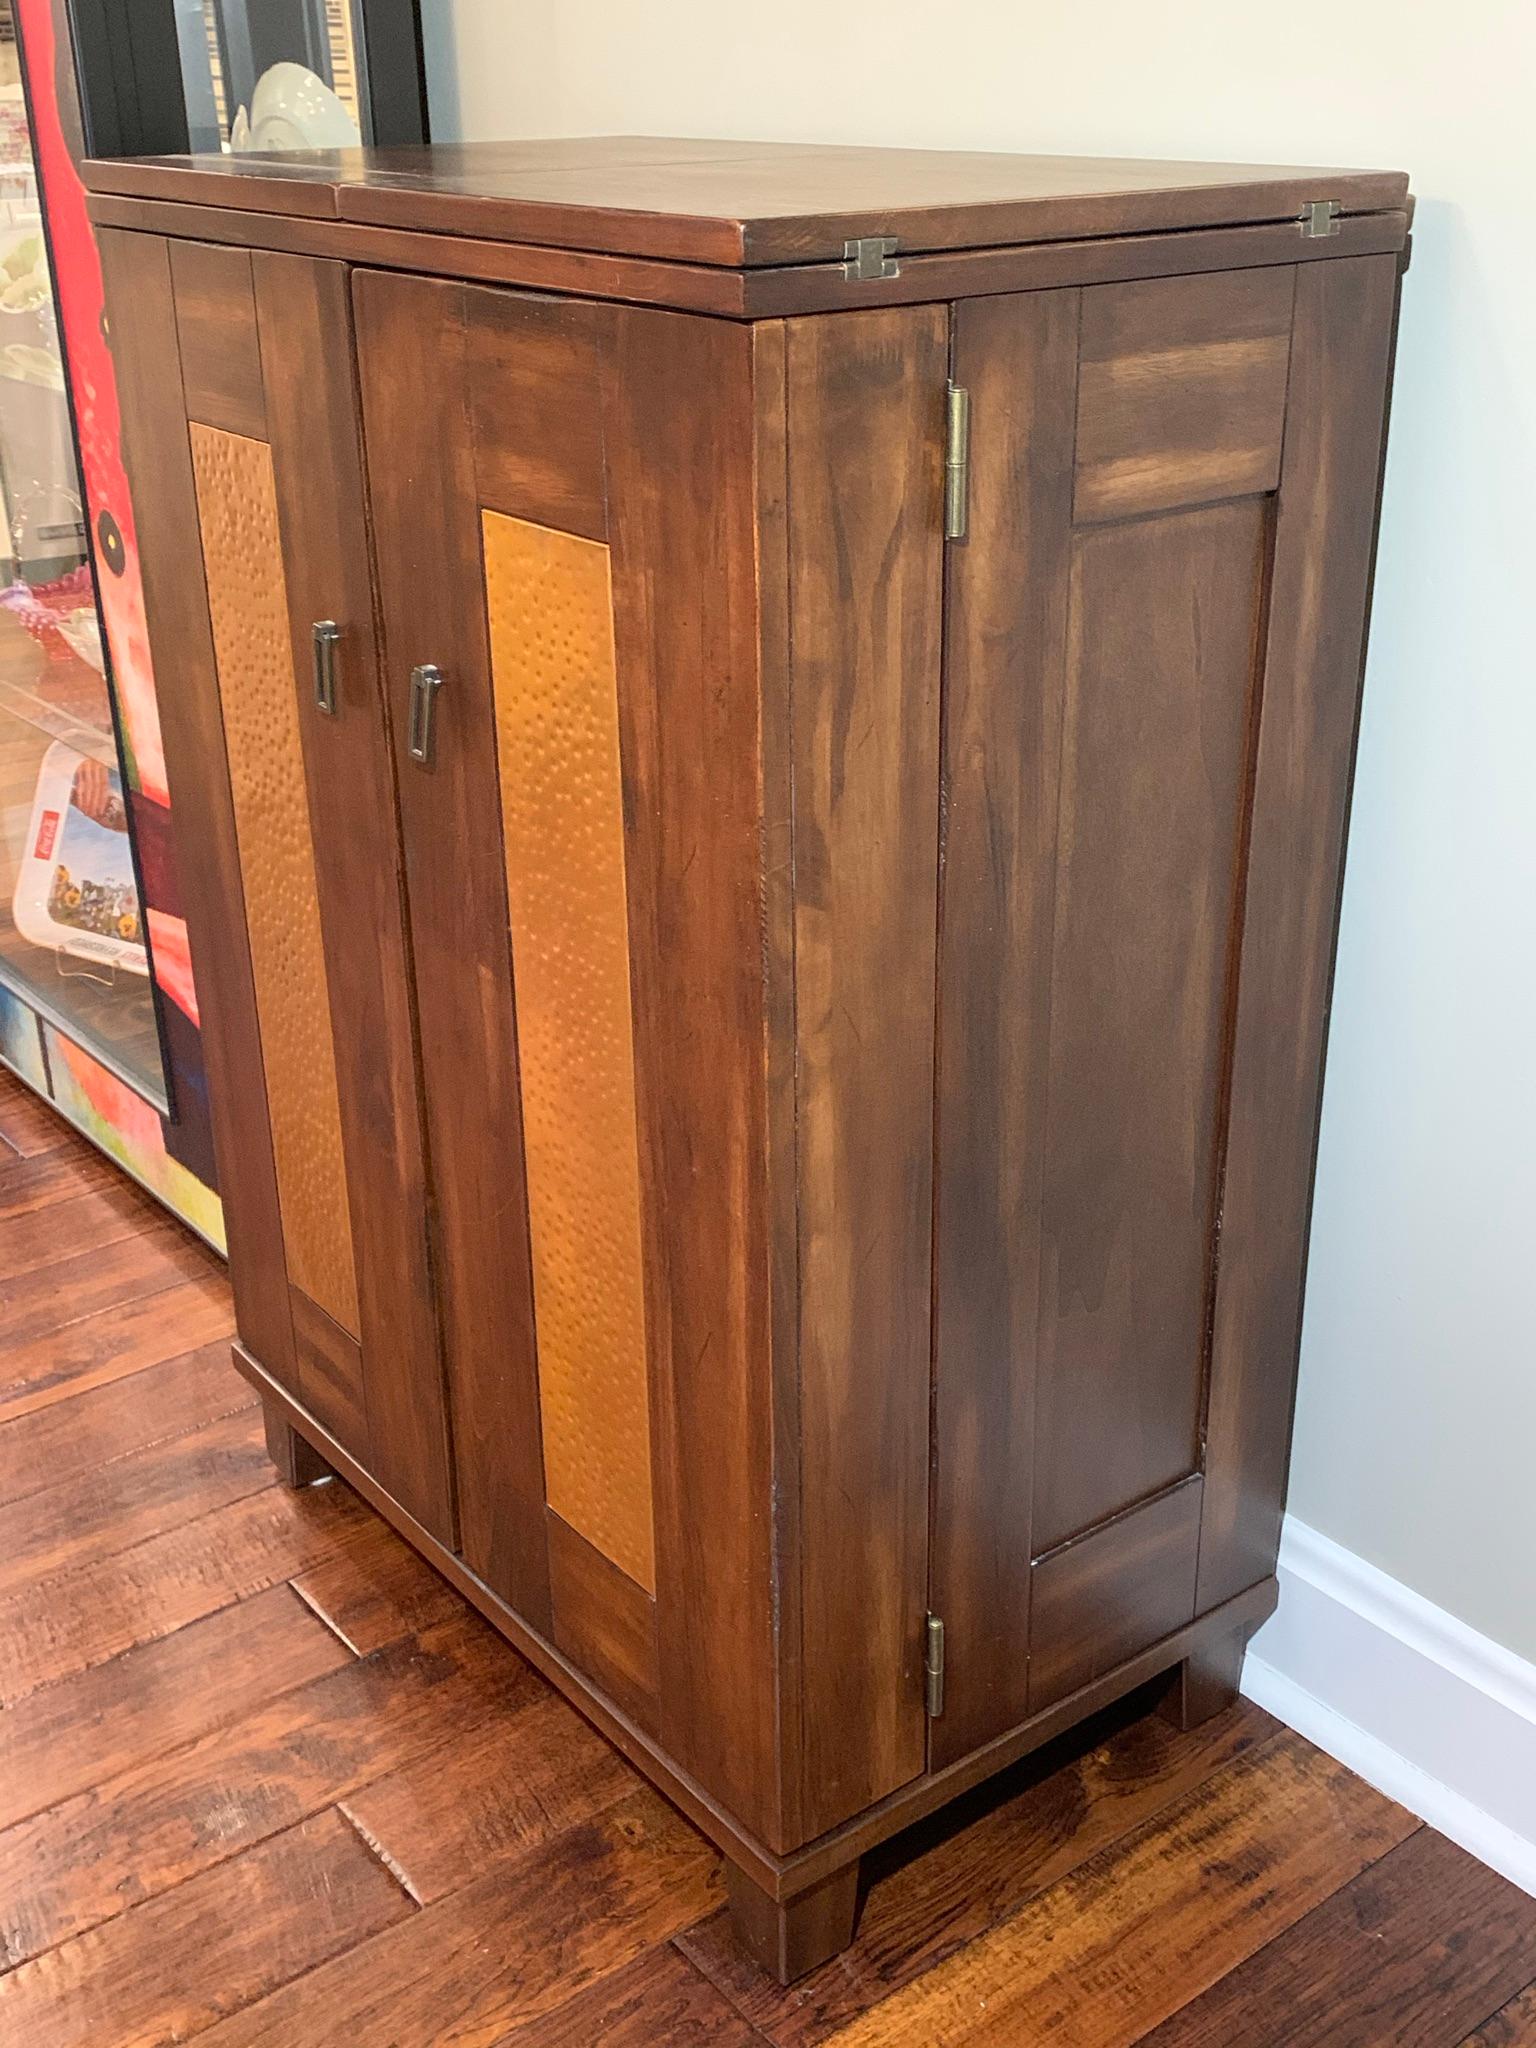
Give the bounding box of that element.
[0,1175,162,1281]
[682,1694,1279,2046]
[0,1478,373,1703]
[291,1515,468,1653]
[0,1272,235,1422]
[0,1808,413,2048]
[818,1733,1418,2047]
[0,1404,270,1596]
[0,1608,537,1963]
[0,1074,72,1158]
[0,1341,254,1509]
[0,1583,352,1832]
[1141,1827,1536,2048]
[194,1790,722,2048]
[341,1685,636,1902]
[0,1221,215,1352]
[1460,1978,1536,2046]
[0,1144,117,1222]
[499,1941,765,2046]
[1,1072,1518,2046]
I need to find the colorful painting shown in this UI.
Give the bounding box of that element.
[0,977,47,1091]
[42,1022,225,1247]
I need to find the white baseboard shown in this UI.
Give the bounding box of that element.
[1242,1518,1536,1897]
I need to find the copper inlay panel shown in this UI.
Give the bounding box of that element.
[190,424,360,1336]
[483,510,655,1593]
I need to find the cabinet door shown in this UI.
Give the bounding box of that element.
[353,274,786,1843]
[101,232,454,1542]
[930,256,1400,1763]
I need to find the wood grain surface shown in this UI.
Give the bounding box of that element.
[351,268,553,1633]
[81,136,1410,267]
[1198,253,1403,1613]
[783,303,946,1841]
[929,286,1078,1769]
[96,228,300,1395]
[84,188,1412,321]
[251,249,458,1541]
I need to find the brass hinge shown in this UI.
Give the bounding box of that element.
[944,382,970,541]
[1297,199,1343,239]
[924,1614,945,1717]
[843,234,899,281]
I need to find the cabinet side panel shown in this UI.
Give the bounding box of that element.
[929,287,1080,1768]
[786,304,946,1838]
[253,251,456,1541]
[603,307,785,1845]
[97,229,297,1390]
[187,422,361,1340]
[1199,253,1401,1612]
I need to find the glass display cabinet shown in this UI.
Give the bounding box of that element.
[0,7,165,1104]
[0,0,425,1234]
[178,0,371,151]
[69,0,429,159]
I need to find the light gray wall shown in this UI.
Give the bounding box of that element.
[420,0,1536,1660]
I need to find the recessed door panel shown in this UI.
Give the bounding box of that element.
[188,421,360,1340]
[1032,496,1268,1552]
[484,509,656,1593]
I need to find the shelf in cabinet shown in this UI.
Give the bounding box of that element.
[0,922,169,1112]
[0,671,119,768]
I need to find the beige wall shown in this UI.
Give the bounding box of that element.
[420,0,1536,1661]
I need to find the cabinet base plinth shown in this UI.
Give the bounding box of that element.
[726,1860,861,1984]
[262,1396,334,1489]
[1158,1621,1250,1732]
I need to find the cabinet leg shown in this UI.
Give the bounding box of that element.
[262,1400,333,1489]
[1159,1623,1250,1733]
[726,1861,861,1984]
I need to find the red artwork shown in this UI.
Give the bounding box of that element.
[14,0,197,1030]
[7,0,219,1236]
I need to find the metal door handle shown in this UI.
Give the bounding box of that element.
[312,621,340,715]
[408,663,443,764]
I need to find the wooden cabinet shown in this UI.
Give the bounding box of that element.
[88,136,1410,1980]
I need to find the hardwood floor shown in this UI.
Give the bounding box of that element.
[0,1063,1532,2047]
